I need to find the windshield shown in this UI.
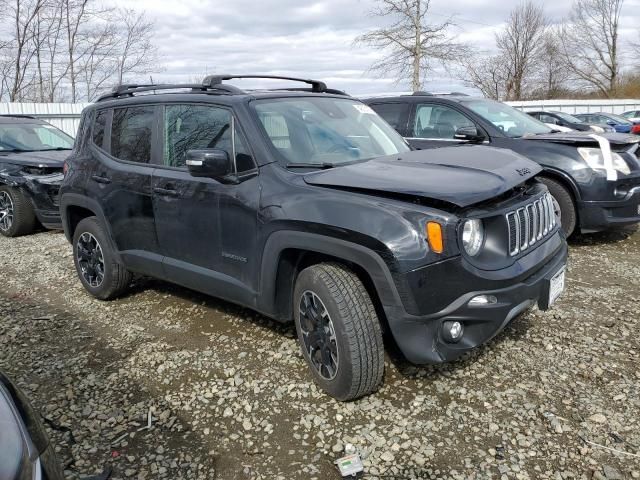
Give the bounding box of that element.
[554,112,584,123]
[253,97,410,166]
[0,123,74,152]
[465,99,552,138]
[606,113,632,125]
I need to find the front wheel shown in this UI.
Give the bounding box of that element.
[539,178,577,237]
[293,263,384,401]
[0,186,37,237]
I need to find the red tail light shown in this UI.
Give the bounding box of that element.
[63,161,69,176]
[631,124,640,135]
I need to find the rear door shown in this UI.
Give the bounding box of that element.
[86,104,161,275]
[152,103,260,306]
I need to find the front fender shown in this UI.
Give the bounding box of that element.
[258,231,405,318]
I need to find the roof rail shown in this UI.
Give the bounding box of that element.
[96,82,243,102]
[411,91,433,96]
[97,74,333,102]
[202,74,328,93]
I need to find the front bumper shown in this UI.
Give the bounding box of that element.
[578,185,640,232]
[383,233,568,365]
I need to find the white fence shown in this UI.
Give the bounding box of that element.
[0,103,89,137]
[2,98,640,138]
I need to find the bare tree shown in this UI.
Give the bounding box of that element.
[532,30,571,99]
[463,54,509,100]
[355,0,470,91]
[495,1,547,100]
[559,0,624,97]
[113,8,158,85]
[2,0,46,101]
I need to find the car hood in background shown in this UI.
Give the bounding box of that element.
[0,149,70,168]
[303,146,541,208]
[524,131,639,148]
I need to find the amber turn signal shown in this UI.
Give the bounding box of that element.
[426,221,444,254]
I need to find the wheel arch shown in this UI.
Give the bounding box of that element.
[60,194,121,260]
[259,231,402,328]
[537,168,581,229]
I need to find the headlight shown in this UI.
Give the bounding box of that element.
[462,219,484,256]
[578,147,630,176]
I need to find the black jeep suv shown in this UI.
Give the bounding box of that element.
[60,76,567,401]
[0,115,74,236]
[364,94,640,237]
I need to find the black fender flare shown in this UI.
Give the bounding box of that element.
[258,231,404,317]
[539,167,582,201]
[59,193,122,261]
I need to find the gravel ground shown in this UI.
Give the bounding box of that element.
[1,228,639,480]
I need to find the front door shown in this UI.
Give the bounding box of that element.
[152,103,259,306]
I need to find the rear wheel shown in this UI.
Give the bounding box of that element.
[293,263,384,401]
[539,177,577,237]
[0,186,37,237]
[73,216,132,299]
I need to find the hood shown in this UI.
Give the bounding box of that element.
[303,146,541,208]
[0,149,70,168]
[524,131,639,148]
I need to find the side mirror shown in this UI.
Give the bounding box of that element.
[186,149,233,180]
[606,120,616,126]
[454,126,485,143]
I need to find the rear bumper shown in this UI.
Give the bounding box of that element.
[383,234,568,365]
[578,185,640,232]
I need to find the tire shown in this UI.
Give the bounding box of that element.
[293,263,384,401]
[72,216,132,300]
[0,186,37,237]
[539,177,577,237]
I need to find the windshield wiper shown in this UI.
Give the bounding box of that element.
[286,162,336,169]
[38,147,73,151]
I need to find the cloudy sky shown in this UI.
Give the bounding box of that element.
[115,0,640,95]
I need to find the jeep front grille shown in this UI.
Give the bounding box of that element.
[506,193,556,256]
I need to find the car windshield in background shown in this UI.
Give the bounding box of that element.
[253,97,410,166]
[0,123,74,152]
[465,99,552,138]
[555,112,584,123]
[606,113,632,125]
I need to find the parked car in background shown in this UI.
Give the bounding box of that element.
[622,110,640,123]
[527,110,614,133]
[364,94,640,237]
[61,76,567,401]
[0,115,73,237]
[574,112,640,135]
[0,371,64,480]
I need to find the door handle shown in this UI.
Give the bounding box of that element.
[91,175,111,184]
[153,187,179,197]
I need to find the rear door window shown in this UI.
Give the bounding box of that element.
[111,106,155,163]
[369,103,410,134]
[92,110,107,149]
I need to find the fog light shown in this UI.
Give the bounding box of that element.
[468,295,498,306]
[442,321,464,343]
